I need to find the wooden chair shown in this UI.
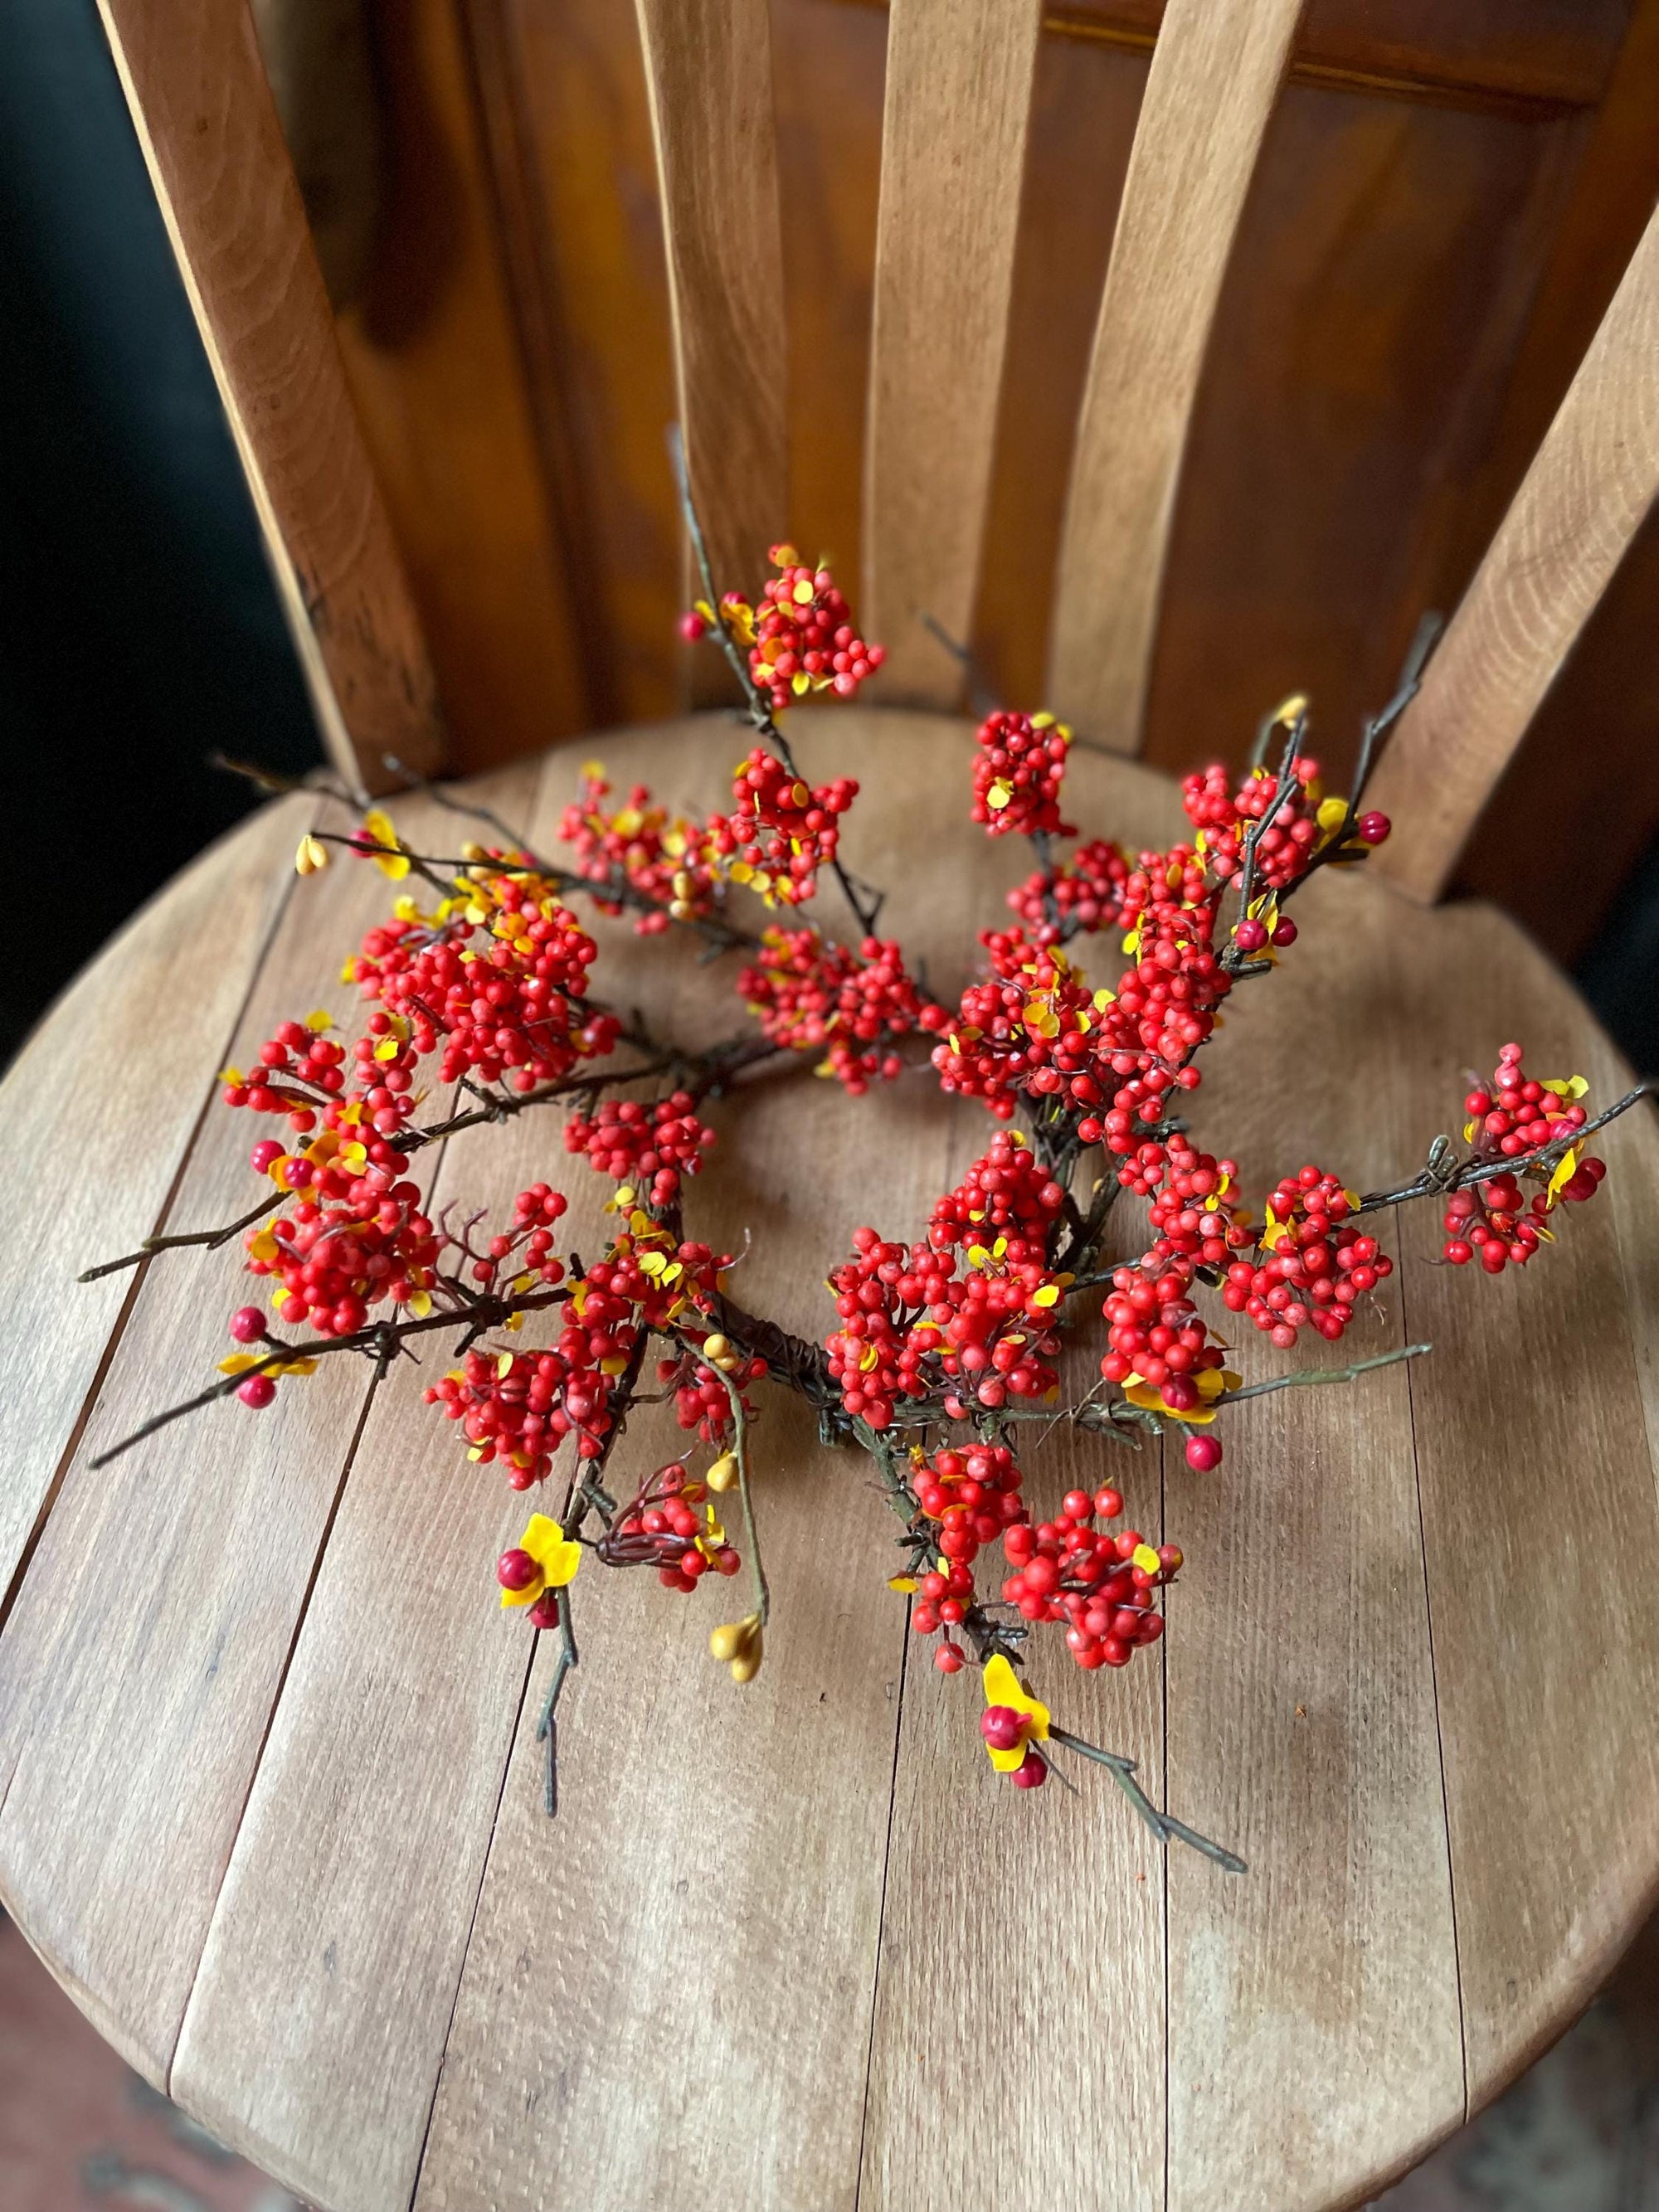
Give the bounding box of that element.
[2,2,1657,2207]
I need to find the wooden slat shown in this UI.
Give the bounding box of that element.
[168,763,573,2212]
[1164,876,1463,2212]
[95,0,445,793]
[861,0,1043,704]
[0,797,305,1612]
[855,746,1186,2211]
[634,0,788,634]
[0,790,460,2080]
[1384,908,1659,2107]
[1046,0,1304,749]
[1367,200,1659,904]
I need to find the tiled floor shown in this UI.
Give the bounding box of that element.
[2,1905,1654,2210]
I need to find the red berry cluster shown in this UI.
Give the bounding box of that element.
[825,1143,1068,1427]
[1443,1044,1603,1272]
[655,1342,766,1446]
[971,711,1075,839]
[562,1091,718,1203]
[243,1172,438,1340]
[221,1018,350,1134]
[912,1441,1029,1568]
[1223,1168,1389,1348]
[1006,837,1131,942]
[736,927,927,1093]
[686,547,884,715]
[703,749,859,908]
[601,1461,744,1591]
[1181,756,1332,887]
[348,878,619,1094]
[926,1130,1066,1263]
[557,770,717,934]
[1001,1490,1178,1672]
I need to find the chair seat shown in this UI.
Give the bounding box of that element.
[2,707,1655,2212]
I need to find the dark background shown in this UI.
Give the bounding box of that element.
[0,0,1653,1075]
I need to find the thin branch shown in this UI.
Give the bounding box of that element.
[79,1193,280,1283]
[1046,1726,1246,1871]
[1217,1341,1431,1407]
[87,1287,572,1470]
[711,1360,769,1628]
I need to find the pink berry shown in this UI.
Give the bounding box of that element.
[236,1373,276,1409]
[496,1547,539,1592]
[229,1306,267,1344]
[980,1705,1024,1752]
[1185,1433,1223,1473]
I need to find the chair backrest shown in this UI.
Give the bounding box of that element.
[96,0,1659,916]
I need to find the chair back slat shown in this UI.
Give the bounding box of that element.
[1046,0,1304,751]
[862,0,1043,706]
[94,0,445,795]
[635,0,787,625]
[1367,199,1659,905]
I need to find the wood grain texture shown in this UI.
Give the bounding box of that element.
[0,789,459,2082]
[1385,914,1659,2108]
[2,717,1658,2212]
[0,797,305,1612]
[94,0,445,793]
[1046,0,1305,749]
[328,0,596,770]
[634,0,788,630]
[1165,886,1465,2212]
[1368,197,1659,905]
[861,0,1042,704]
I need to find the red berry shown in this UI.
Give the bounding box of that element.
[236,1373,275,1409]
[1185,1433,1223,1473]
[1010,1748,1048,1790]
[496,1547,539,1592]
[229,1306,267,1344]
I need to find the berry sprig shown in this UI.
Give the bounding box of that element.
[971,709,1076,839]
[557,767,718,935]
[737,926,928,1093]
[702,748,860,909]
[1442,1043,1603,1272]
[683,545,885,717]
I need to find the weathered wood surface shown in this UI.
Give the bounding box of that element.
[2,715,1657,2212]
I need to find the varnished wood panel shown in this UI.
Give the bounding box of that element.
[1367,198,1659,902]
[1047,0,1306,751]
[862,0,1042,703]
[96,0,445,790]
[329,0,595,771]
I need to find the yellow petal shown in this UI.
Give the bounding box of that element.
[888,1575,918,1593]
[1132,1543,1161,1575]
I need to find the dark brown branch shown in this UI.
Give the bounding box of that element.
[87,1286,573,1470]
[79,1193,280,1283]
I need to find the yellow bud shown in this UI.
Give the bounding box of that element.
[728,1647,762,1685]
[707,1451,740,1494]
[669,902,693,921]
[460,840,485,862]
[295,834,328,876]
[708,1615,758,1664]
[702,1333,732,1364]
[672,871,693,899]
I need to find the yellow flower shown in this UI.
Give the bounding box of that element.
[359,809,411,880]
[980,1653,1050,1772]
[499,1513,581,1609]
[295,833,328,876]
[1119,1366,1238,1427]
